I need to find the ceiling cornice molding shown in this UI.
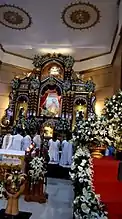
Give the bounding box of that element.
[79,64,112,74]
[117,0,121,6]
[0,18,122,71]
[75,22,119,62]
[2,61,111,73]
[119,25,122,36]
[0,44,5,52]
[2,61,31,71]
[0,10,121,62]
[111,33,122,64]
[0,43,32,60]
[0,22,119,63]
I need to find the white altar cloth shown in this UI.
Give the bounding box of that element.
[0,149,25,168]
[0,149,25,156]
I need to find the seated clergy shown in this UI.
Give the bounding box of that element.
[2,131,13,150]
[60,133,73,166]
[9,128,23,151]
[22,130,32,151]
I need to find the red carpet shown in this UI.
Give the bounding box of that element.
[93,157,122,219]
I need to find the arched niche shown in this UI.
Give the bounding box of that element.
[41,61,64,80]
[15,95,29,121]
[72,97,87,129]
[39,83,62,118]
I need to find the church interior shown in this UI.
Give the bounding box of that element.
[0,0,122,219]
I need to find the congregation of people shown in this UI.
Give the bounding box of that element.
[1,129,73,167]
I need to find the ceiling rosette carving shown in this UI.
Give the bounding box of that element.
[61,2,100,30]
[0,4,32,30]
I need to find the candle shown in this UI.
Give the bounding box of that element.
[30,144,34,149]
[26,147,30,152]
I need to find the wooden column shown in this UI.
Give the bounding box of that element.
[62,93,67,117]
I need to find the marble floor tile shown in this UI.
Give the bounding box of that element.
[0,178,73,219]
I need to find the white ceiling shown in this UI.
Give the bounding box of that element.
[0,0,119,61]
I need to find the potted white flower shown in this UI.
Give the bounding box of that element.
[25,156,47,203]
[29,157,46,184]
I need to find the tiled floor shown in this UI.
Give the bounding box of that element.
[0,178,73,219]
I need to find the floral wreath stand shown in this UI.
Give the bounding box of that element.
[24,150,47,203]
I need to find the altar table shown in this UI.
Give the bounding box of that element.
[0,149,25,180]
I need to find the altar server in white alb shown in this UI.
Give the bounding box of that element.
[22,130,32,151]
[2,131,13,150]
[48,133,60,163]
[60,134,73,167]
[33,130,41,149]
[9,128,23,151]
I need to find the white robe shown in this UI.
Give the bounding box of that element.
[48,139,60,163]
[2,134,13,150]
[22,135,31,151]
[33,135,41,149]
[9,134,23,151]
[60,140,73,166]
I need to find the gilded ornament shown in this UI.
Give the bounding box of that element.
[63,80,71,92]
[33,54,74,68]
[29,76,40,90]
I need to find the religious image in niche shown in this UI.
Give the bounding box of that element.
[49,66,62,79]
[40,90,61,117]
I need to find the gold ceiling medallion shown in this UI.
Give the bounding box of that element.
[0,4,32,30]
[61,2,100,30]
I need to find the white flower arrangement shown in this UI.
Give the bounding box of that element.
[104,90,122,121]
[102,117,122,148]
[103,90,122,149]
[29,157,46,184]
[70,147,108,219]
[73,116,96,147]
[0,182,4,198]
[55,118,70,131]
[73,115,112,148]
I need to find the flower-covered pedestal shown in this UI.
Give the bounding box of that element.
[70,147,108,219]
[102,90,122,158]
[24,179,46,203]
[24,156,47,203]
[73,114,110,157]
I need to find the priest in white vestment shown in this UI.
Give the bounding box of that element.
[22,130,32,151]
[60,135,73,166]
[9,129,23,151]
[33,131,41,149]
[48,133,60,163]
[2,132,13,150]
